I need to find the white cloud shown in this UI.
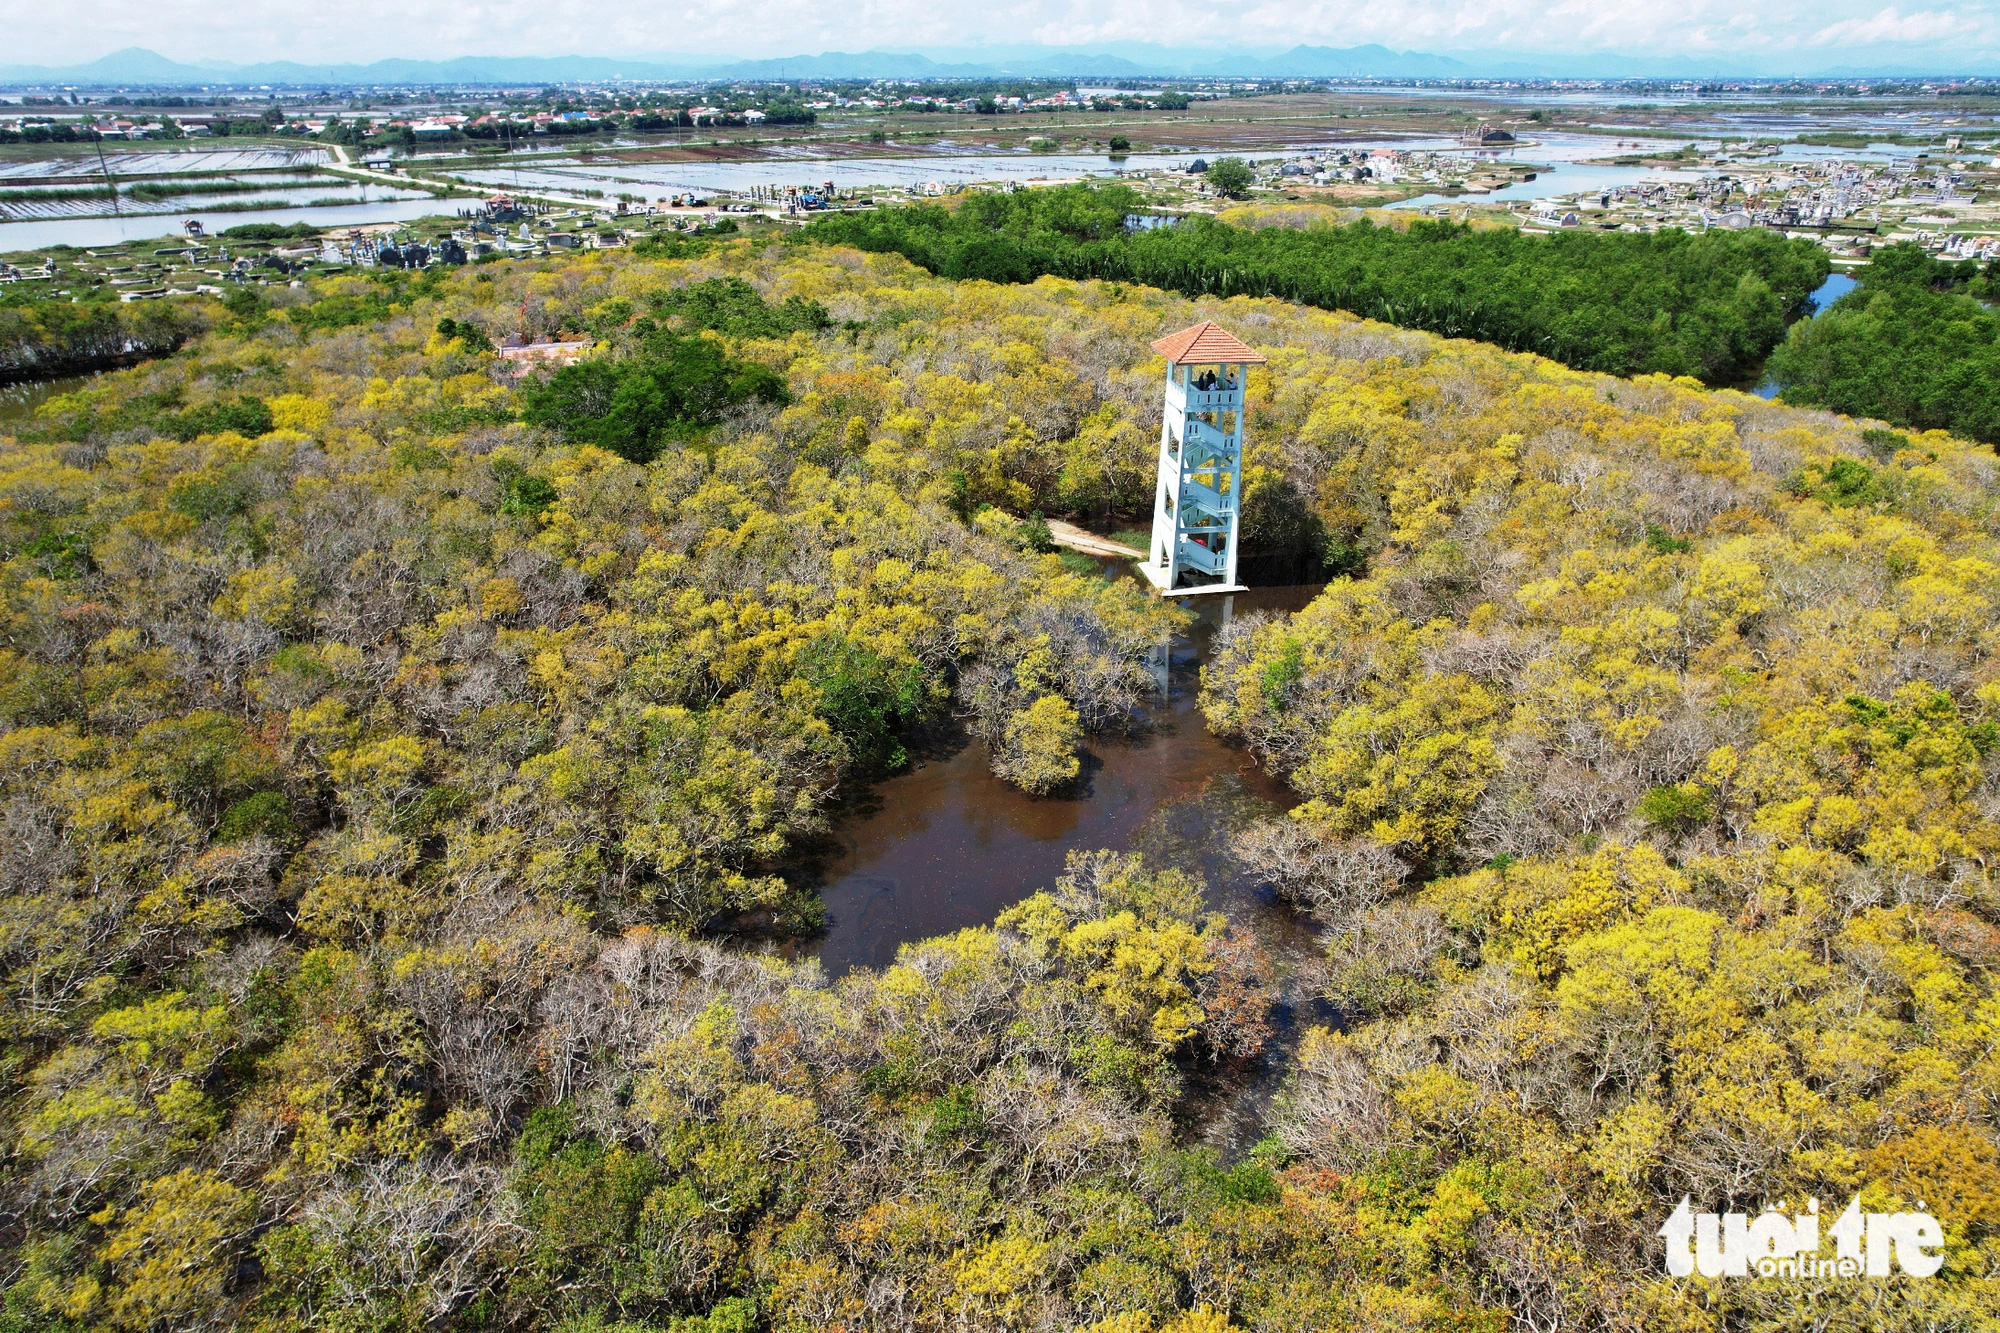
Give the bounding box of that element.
[7,0,1999,67]
[1811,5,1985,44]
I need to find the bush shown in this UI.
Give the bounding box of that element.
[217,790,297,843]
[996,694,1083,794]
[288,292,392,333]
[517,331,788,463]
[1637,783,1714,835]
[647,276,829,339]
[435,316,493,352]
[1860,426,1912,459]
[220,222,320,242]
[222,286,265,320]
[158,395,273,442]
[1642,523,1692,555]
[798,632,930,775]
[1786,455,1886,508]
[492,461,559,518]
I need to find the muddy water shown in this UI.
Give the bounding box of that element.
[0,372,98,427]
[804,579,1332,1154]
[810,582,1320,972]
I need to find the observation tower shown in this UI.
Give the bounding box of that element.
[1140,320,1266,597]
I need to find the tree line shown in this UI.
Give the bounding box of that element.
[805,183,1832,384]
[1766,240,2000,443]
[0,290,213,383]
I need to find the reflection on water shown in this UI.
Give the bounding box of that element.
[803,578,1331,1155]
[809,583,1321,974]
[0,373,97,424]
[1754,271,1859,399]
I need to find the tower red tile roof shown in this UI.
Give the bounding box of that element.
[1148,320,1268,365]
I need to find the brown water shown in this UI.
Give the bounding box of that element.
[808,582,1321,973]
[801,579,1331,1154]
[0,372,96,428]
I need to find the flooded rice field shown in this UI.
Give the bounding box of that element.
[0,111,1959,250]
[0,147,328,183]
[0,177,406,222]
[0,195,447,252]
[456,150,1200,200]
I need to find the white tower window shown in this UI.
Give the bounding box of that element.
[1139,320,1266,597]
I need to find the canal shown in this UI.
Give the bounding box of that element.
[1754,270,1860,399]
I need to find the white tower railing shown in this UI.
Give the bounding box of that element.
[1140,321,1263,597]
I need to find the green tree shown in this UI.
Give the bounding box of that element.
[1206,157,1254,199]
[1765,244,2000,441]
[805,182,1829,383]
[518,332,787,463]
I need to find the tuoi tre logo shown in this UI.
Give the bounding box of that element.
[1660,1195,1944,1279]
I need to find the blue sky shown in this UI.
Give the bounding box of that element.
[9,0,1998,69]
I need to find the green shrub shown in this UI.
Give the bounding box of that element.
[493,461,559,518]
[1638,783,1714,835]
[518,330,789,464]
[216,790,296,843]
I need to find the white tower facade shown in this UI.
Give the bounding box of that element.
[1140,320,1266,597]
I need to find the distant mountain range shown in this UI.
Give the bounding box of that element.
[2,44,1995,88]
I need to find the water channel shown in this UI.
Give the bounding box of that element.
[0,372,98,424]
[1753,270,1860,398]
[797,576,1329,1149]
[806,580,1320,975]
